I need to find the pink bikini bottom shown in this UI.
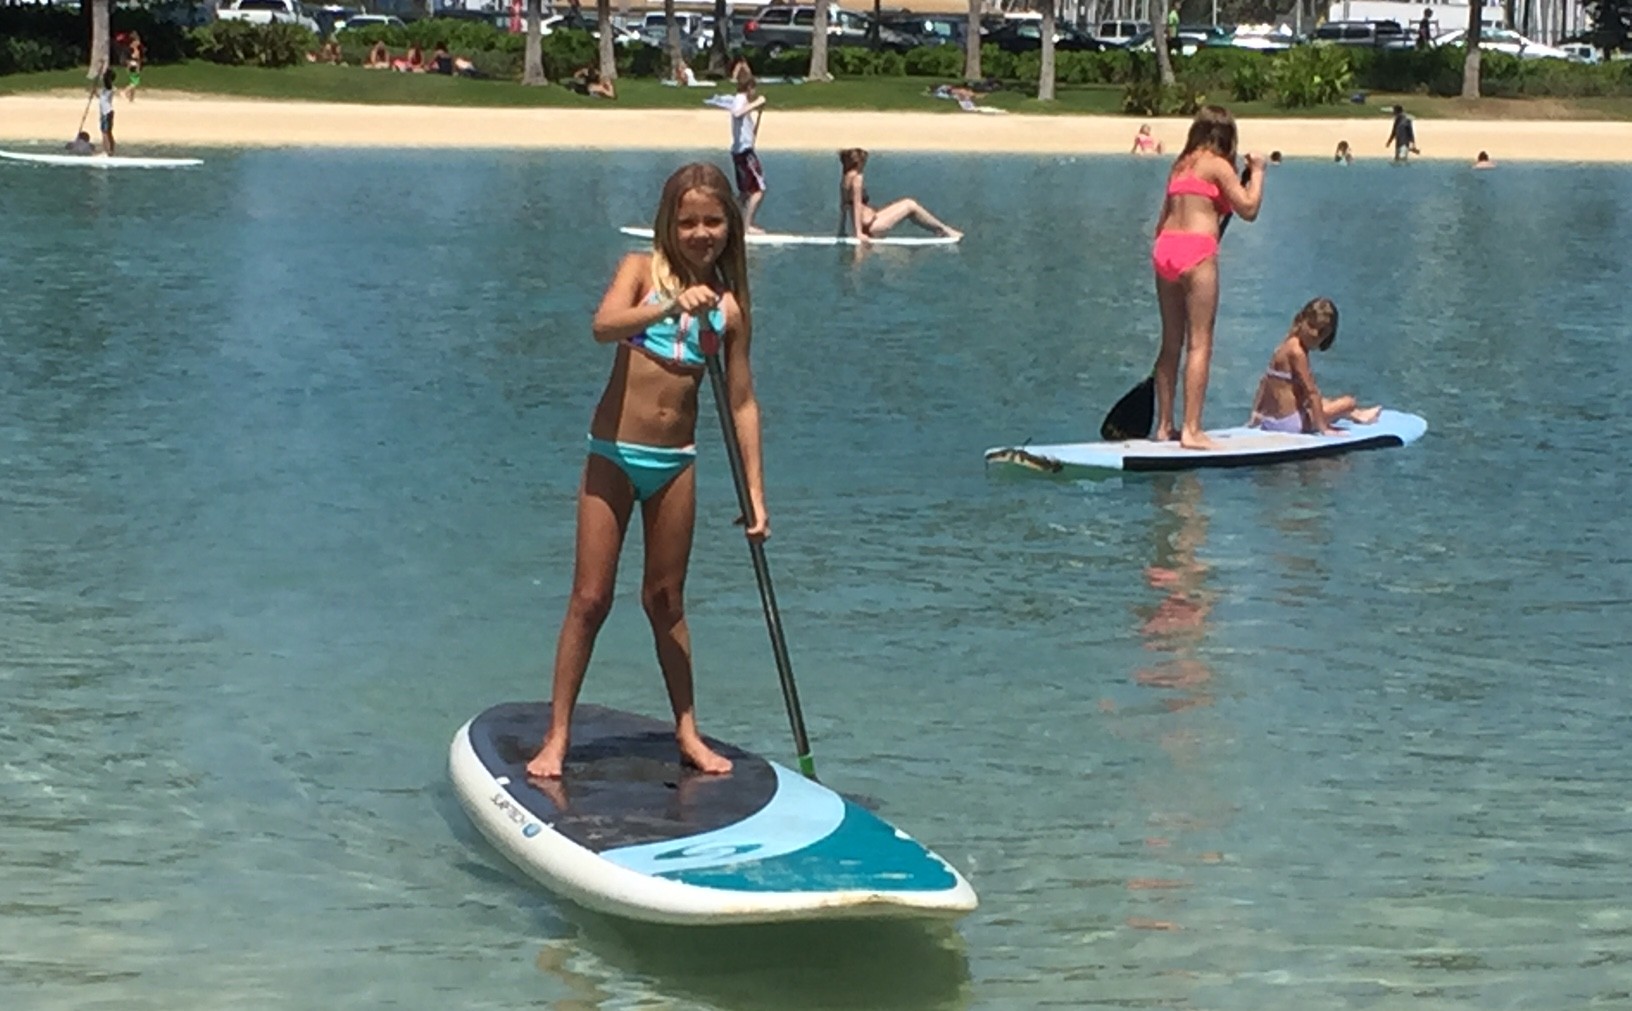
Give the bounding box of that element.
[1151,231,1219,282]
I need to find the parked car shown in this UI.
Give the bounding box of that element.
[337,13,406,31]
[216,0,321,34]
[1094,18,1149,46]
[429,9,511,29]
[1433,27,1577,60]
[743,6,918,56]
[984,21,1111,53]
[1558,41,1599,63]
[881,12,970,48]
[541,12,648,47]
[1310,20,1414,49]
[1121,25,1228,56]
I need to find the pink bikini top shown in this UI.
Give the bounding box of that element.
[1166,174,1232,215]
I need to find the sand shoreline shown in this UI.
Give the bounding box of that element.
[3,93,1631,161]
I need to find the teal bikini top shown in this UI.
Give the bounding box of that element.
[626,292,725,369]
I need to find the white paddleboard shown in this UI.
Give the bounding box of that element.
[450,702,977,925]
[618,225,959,247]
[985,409,1427,474]
[0,149,203,168]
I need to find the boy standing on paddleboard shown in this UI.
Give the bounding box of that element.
[95,69,118,155]
[728,67,768,234]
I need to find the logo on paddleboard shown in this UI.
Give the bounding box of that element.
[489,790,541,838]
[653,841,762,862]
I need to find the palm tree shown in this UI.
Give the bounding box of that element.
[809,0,832,81]
[664,0,683,77]
[88,0,109,80]
[1038,0,1057,100]
[598,0,616,84]
[963,0,981,80]
[523,0,546,85]
[1461,1,1484,98]
[1152,0,1175,86]
[709,0,728,76]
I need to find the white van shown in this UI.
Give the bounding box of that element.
[1095,19,1150,46]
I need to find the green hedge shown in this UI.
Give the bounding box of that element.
[0,5,188,72]
[188,21,316,68]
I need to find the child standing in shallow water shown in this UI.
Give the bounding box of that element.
[1248,297,1381,434]
[526,162,767,781]
[1151,106,1265,450]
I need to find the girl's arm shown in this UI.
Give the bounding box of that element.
[1288,347,1334,433]
[1214,154,1265,221]
[721,294,768,537]
[590,253,713,344]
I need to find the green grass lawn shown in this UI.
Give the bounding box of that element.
[5,61,1631,119]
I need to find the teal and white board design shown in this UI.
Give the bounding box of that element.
[618,225,959,247]
[986,409,1427,475]
[449,703,978,925]
[0,149,203,168]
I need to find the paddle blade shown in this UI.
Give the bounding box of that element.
[1101,375,1155,441]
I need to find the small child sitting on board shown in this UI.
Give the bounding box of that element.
[1247,297,1381,435]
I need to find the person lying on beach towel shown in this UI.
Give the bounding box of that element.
[929,83,1006,114]
[662,58,716,87]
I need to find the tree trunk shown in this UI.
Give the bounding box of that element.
[964,0,982,80]
[87,0,109,79]
[1461,0,1482,98]
[709,0,728,76]
[523,0,545,84]
[1152,0,1175,85]
[664,0,682,76]
[809,0,832,81]
[598,0,617,81]
[871,0,881,46]
[1038,0,1057,100]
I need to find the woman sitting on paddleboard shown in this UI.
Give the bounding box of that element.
[526,162,766,781]
[1248,297,1380,434]
[838,148,961,242]
[1151,106,1264,450]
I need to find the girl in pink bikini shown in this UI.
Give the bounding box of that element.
[1248,298,1381,435]
[1151,107,1265,450]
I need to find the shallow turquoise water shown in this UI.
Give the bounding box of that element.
[1,148,1628,1010]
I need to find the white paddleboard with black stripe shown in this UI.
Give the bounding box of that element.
[450,703,977,925]
[0,149,202,168]
[986,409,1427,474]
[618,225,959,247]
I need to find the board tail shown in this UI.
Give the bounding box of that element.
[1100,374,1155,441]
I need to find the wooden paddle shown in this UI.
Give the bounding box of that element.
[1099,163,1255,442]
[699,315,817,781]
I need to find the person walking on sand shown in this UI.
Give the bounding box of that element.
[728,72,768,234]
[837,148,961,241]
[1150,106,1265,450]
[1247,297,1381,434]
[125,30,144,101]
[1386,105,1418,162]
[525,162,767,781]
[94,69,118,155]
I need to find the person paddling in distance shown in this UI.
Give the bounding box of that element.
[527,162,766,781]
[1150,106,1265,450]
[837,148,962,241]
[1247,297,1381,435]
[94,69,119,155]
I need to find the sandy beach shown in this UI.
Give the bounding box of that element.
[3,92,1631,161]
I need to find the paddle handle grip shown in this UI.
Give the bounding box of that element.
[702,346,817,780]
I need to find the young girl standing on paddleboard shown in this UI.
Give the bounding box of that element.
[527,162,767,781]
[1151,107,1264,450]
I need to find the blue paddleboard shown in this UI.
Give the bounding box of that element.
[450,703,977,925]
[985,409,1427,474]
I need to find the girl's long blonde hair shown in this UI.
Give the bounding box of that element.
[1172,105,1238,176]
[649,162,751,331]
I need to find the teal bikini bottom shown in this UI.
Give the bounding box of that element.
[587,436,696,501]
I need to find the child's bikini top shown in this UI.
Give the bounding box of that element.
[625,291,725,370]
[1166,173,1233,216]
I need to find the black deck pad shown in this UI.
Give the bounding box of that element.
[469,702,778,853]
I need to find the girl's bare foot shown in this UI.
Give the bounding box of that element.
[525,733,569,780]
[677,732,733,774]
[942,227,963,240]
[1153,424,1177,442]
[1179,429,1220,451]
[1353,405,1382,424]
